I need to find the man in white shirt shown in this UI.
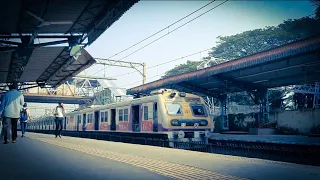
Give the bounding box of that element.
[54,102,65,138]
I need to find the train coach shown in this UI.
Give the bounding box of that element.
[30,89,212,142]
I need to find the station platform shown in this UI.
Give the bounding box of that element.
[1,132,320,180]
[209,133,320,146]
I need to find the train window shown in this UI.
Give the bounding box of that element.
[143,106,148,120]
[190,105,207,116]
[124,109,128,121]
[100,111,108,122]
[88,114,93,123]
[166,103,182,115]
[101,112,105,122]
[119,109,123,121]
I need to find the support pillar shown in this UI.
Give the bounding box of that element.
[313,82,320,109]
[253,89,269,128]
[219,94,228,131]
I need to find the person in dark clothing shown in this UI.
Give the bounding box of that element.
[20,103,31,138]
[54,102,65,138]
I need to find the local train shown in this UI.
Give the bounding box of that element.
[28,89,212,141]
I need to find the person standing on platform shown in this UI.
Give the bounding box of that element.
[54,102,65,138]
[0,82,24,144]
[20,103,31,138]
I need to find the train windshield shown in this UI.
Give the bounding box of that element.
[190,104,207,116]
[166,103,182,115]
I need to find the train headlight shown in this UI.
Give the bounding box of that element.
[200,120,208,126]
[171,119,180,126]
[178,131,185,138]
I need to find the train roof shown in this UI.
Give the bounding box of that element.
[32,89,204,120]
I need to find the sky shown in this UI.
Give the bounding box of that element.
[83,0,314,89]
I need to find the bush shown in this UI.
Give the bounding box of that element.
[276,126,300,135]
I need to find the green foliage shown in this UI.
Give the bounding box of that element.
[310,125,320,134]
[228,92,253,105]
[276,126,300,135]
[311,0,320,19]
[162,60,202,78]
[163,16,320,79]
[268,89,285,110]
[207,17,320,61]
[162,15,320,107]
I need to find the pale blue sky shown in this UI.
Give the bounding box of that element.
[84,0,314,89]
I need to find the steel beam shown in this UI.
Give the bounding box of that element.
[95,58,144,67]
[218,94,229,131]
[0,35,82,39]
[199,74,263,92]
[6,37,34,83]
[85,0,139,45]
[0,40,21,46]
[95,58,146,84]
[177,82,219,97]
[73,75,116,80]
[37,47,71,82]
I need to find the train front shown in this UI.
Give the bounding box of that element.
[160,90,212,142]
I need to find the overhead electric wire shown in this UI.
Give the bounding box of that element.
[93,47,212,79]
[122,73,166,88]
[105,0,216,60]
[90,0,228,77]
[116,0,228,61]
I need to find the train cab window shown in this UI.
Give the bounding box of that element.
[124,109,128,121]
[119,109,123,121]
[166,103,182,115]
[190,105,207,116]
[143,106,148,120]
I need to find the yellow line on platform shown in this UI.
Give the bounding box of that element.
[29,136,249,180]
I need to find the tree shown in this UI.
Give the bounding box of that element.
[163,16,320,78]
[162,15,320,107]
[207,17,320,61]
[311,0,320,19]
[162,60,202,78]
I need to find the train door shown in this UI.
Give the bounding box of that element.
[94,111,100,130]
[153,103,158,132]
[110,109,116,130]
[76,114,81,131]
[82,114,87,131]
[132,105,140,132]
[64,117,67,130]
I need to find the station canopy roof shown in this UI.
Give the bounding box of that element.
[0,0,139,88]
[127,35,320,97]
[0,47,95,88]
